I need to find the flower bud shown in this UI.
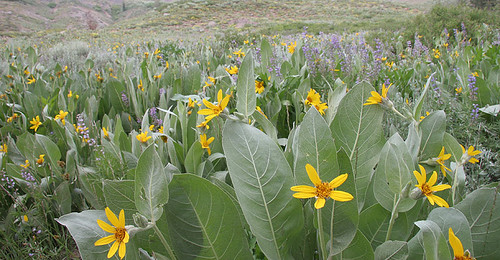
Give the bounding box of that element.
[410,187,424,200]
[133,213,149,229]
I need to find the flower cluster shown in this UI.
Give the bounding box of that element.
[304,89,328,115]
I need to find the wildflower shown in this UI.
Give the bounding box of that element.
[288,41,297,54]
[21,160,30,169]
[460,145,481,164]
[144,52,149,58]
[102,127,110,139]
[225,66,238,75]
[233,49,245,58]
[204,81,213,88]
[63,66,68,73]
[291,164,353,209]
[24,69,30,75]
[304,89,328,115]
[153,74,162,80]
[0,144,7,153]
[419,111,430,121]
[256,106,267,119]
[154,48,160,55]
[208,76,216,84]
[165,61,169,69]
[432,49,441,59]
[198,89,231,123]
[196,120,209,130]
[136,131,151,143]
[138,79,144,91]
[67,91,73,98]
[158,126,164,134]
[244,40,249,44]
[449,228,475,260]
[95,207,129,259]
[36,154,45,165]
[96,73,104,83]
[7,113,19,123]
[412,165,451,208]
[436,147,451,177]
[385,61,394,69]
[23,215,28,222]
[255,80,265,94]
[364,83,392,106]
[199,134,214,155]
[455,87,462,94]
[54,110,69,125]
[27,76,36,85]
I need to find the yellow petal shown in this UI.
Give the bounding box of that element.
[207,137,215,145]
[469,158,479,164]
[207,147,212,155]
[430,194,449,208]
[97,219,116,233]
[118,209,125,228]
[431,184,451,192]
[217,89,223,104]
[220,94,231,110]
[293,192,317,199]
[314,197,326,209]
[448,228,464,258]
[329,174,348,188]
[305,164,322,186]
[94,235,116,246]
[426,194,435,205]
[460,144,466,154]
[105,207,120,228]
[123,230,129,243]
[107,240,119,258]
[330,190,353,202]
[291,185,316,193]
[118,242,127,259]
[198,108,215,115]
[202,99,218,110]
[427,171,438,187]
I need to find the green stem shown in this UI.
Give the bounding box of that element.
[391,107,408,121]
[451,162,464,206]
[153,224,177,260]
[386,194,402,241]
[317,208,327,260]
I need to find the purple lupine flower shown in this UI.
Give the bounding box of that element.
[121,91,129,107]
[471,104,479,120]
[468,74,478,99]
[159,88,167,95]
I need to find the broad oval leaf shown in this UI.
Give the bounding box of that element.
[222,120,304,259]
[331,81,385,210]
[135,144,169,222]
[165,174,252,260]
[103,179,136,223]
[236,52,256,117]
[332,230,374,260]
[427,207,473,257]
[413,220,451,260]
[374,240,408,260]
[418,110,446,161]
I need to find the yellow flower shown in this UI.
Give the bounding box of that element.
[413,165,451,208]
[21,160,30,169]
[137,79,144,91]
[288,41,297,54]
[204,81,213,88]
[96,73,104,83]
[95,207,129,259]
[23,215,28,222]
[436,147,451,177]
[291,164,353,209]
[471,72,479,77]
[198,89,231,123]
[364,83,392,106]
[102,127,110,139]
[144,52,149,58]
[67,91,73,98]
[153,74,162,80]
[255,80,265,94]
[449,228,475,260]
[0,144,7,153]
[196,120,210,130]
[225,66,238,75]
[420,111,430,121]
[7,113,18,123]
[136,131,151,143]
[233,49,245,58]
[154,48,160,55]
[30,116,42,132]
[54,110,69,125]
[256,106,267,119]
[208,76,216,84]
[304,89,328,115]
[36,154,45,165]
[432,48,441,59]
[244,40,249,44]
[455,87,462,94]
[27,76,36,85]
[24,69,30,75]
[460,145,481,164]
[158,126,164,134]
[385,61,394,69]
[200,134,214,155]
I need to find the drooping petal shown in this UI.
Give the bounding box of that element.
[460,144,466,154]
[426,194,435,205]
[217,89,223,104]
[329,174,348,188]
[430,194,449,208]
[291,185,317,193]
[293,192,317,199]
[118,209,125,228]
[469,157,479,164]
[207,137,215,145]
[105,207,120,228]
[123,230,130,243]
[431,184,451,192]
[448,228,464,258]
[207,147,212,155]
[97,219,116,233]
[202,99,218,110]
[413,170,424,186]
[118,242,127,259]
[219,94,231,110]
[305,164,322,186]
[198,108,215,115]
[427,171,438,187]
[204,114,217,122]
[107,240,120,258]
[314,197,326,209]
[330,190,354,202]
[94,235,116,246]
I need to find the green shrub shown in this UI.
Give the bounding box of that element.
[47,2,56,8]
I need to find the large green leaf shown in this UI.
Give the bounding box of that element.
[294,106,338,186]
[222,120,304,259]
[165,174,253,260]
[236,52,256,118]
[412,220,451,260]
[260,39,272,75]
[427,207,473,257]
[455,187,500,259]
[184,141,203,175]
[373,133,415,212]
[57,210,139,260]
[103,180,137,223]
[135,144,169,222]
[374,241,408,260]
[332,230,374,260]
[331,81,385,210]
[418,110,446,161]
